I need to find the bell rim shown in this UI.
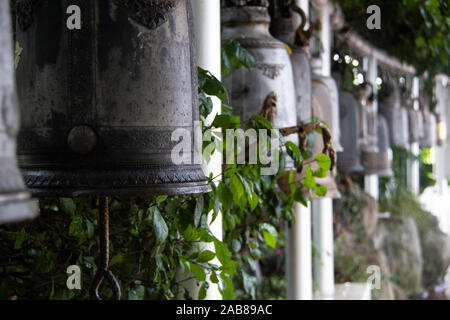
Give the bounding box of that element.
[25,183,211,198]
[21,165,211,197]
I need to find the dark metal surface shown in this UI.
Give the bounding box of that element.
[90,197,121,300]
[16,0,209,197]
[0,0,38,224]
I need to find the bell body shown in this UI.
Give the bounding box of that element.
[16,0,209,197]
[379,80,409,148]
[408,108,424,143]
[222,5,298,170]
[311,81,340,198]
[420,108,437,148]
[269,16,312,125]
[311,68,343,152]
[0,0,38,224]
[337,91,364,174]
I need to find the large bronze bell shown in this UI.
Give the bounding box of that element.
[311,79,340,198]
[379,79,409,149]
[0,1,38,224]
[222,1,299,171]
[406,99,424,144]
[336,90,365,174]
[269,3,313,124]
[16,0,209,197]
[420,102,437,148]
[311,59,343,152]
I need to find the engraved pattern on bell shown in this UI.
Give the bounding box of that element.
[115,0,180,29]
[16,0,209,197]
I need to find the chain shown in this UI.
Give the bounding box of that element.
[90,197,121,300]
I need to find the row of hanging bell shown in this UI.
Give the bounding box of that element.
[271,1,340,198]
[0,0,38,225]
[221,1,299,188]
[16,0,210,197]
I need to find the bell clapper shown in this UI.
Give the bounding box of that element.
[90,197,121,300]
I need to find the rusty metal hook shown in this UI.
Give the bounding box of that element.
[90,197,121,300]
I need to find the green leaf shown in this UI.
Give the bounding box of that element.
[60,198,76,215]
[303,165,316,189]
[156,195,167,204]
[314,184,328,197]
[198,282,208,300]
[218,182,233,212]
[214,240,232,265]
[69,215,84,238]
[189,262,206,282]
[230,173,247,210]
[194,194,204,228]
[261,223,277,248]
[14,228,26,250]
[294,185,308,207]
[210,272,219,284]
[151,207,168,245]
[196,250,215,263]
[285,141,302,166]
[316,153,332,171]
[219,274,235,300]
[183,224,198,241]
[250,114,273,130]
[198,67,228,101]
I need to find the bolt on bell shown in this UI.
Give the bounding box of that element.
[0,0,38,224]
[16,0,209,197]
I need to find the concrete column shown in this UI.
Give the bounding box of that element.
[189,0,223,300]
[287,203,313,300]
[364,56,379,199]
[312,198,335,299]
[285,0,313,301]
[435,77,449,194]
[407,77,420,195]
[311,0,335,300]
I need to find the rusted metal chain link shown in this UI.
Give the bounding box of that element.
[90,197,121,300]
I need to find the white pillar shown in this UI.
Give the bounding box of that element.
[287,203,313,299]
[311,0,335,300]
[364,56,379,199]
[190,0,223,300]
[407,77,420,195]
[285,0,313,301]
[312,198,335,299]
[435,77,449,194]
